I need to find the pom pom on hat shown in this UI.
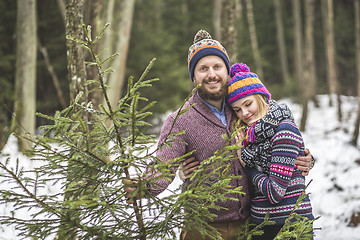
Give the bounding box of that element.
[193,29,212,44]
[230,63,250,78]
[187,30,230,81]
[227,63,271,105]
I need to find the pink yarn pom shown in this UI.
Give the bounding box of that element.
[230,63,250,78]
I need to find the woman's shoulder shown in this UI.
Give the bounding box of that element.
[275,119,302,137]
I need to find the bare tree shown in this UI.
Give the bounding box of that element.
[213,0,222,40]
[38,39,67,108]
[321,0,342,122]
[352,0,360,145]
[293,0,303,104]
[106,0,136,109]
[56,0,135,110]
[59,1,87,237]
[57,0,66,25]
[300,0,316,131]
[12,0,37,152]
[220,0,238,63]
[274,0,290,89]
[66,0,87,102]
[244,0,263,77]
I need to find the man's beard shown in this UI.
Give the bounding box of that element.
[196,76,229,102]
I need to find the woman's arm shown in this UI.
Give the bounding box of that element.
[246,121,303,204]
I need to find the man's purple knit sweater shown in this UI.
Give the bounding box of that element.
[148,92,251,222]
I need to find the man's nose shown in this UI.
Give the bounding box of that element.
[207,67,216,78]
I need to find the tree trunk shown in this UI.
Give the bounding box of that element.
[106,0,136,109]
[84,0,104,109]
[59,1,87,239]
[293,0,303,103]
[274,0,290,89]
[321,0,342,121]
[213,0,222,41]
[301,0,316,132]
[38,39,67,108]
[220,0,238,64]
[56,0,66,25]
[244,0,263,77]
[12,0,37,152]
[352,0,360,145]
[66,0,87,103]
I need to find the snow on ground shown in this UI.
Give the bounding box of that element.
[1,94,360,239]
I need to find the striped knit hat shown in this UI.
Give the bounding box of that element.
[187,30,230,81]
[227,63,271,105]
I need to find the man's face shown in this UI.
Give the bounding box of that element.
[193,55,229,102]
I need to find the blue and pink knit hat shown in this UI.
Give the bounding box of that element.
[187,30,230,81]
[227,63,271,105]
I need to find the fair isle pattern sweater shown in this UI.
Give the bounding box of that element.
[147,93,251,222]
[241,100,294,173]
[243,103,314,224]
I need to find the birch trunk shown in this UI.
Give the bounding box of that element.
[213,0,222,41]
[106,0,136,109]
[12,0,37,152]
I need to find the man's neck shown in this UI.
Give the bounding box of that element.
[204,98,224,112]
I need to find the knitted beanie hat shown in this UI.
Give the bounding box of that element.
[187,30,230,81]
[227,63,271,105]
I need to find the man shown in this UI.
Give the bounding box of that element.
[124,30,313,240]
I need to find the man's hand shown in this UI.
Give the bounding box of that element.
[178,157,199,181]
[235,130,246,167]
[295,148,313,176]
[122,178,139,204]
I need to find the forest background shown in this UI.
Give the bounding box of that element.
[1,0,359,151]
[0,0,359,239]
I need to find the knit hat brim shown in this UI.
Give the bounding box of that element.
[188,48,230,81]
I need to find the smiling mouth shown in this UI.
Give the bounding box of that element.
[246,115,253,121]
[204,79,220,85]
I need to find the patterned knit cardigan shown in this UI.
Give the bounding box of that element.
[147,92,251,222]
[242,101,314,224]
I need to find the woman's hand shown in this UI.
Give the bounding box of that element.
[178,157,199,181]
[235,129,245,145]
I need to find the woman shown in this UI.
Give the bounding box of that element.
[227,63,314,239]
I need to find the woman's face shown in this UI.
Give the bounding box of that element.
[231,95,259,125]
